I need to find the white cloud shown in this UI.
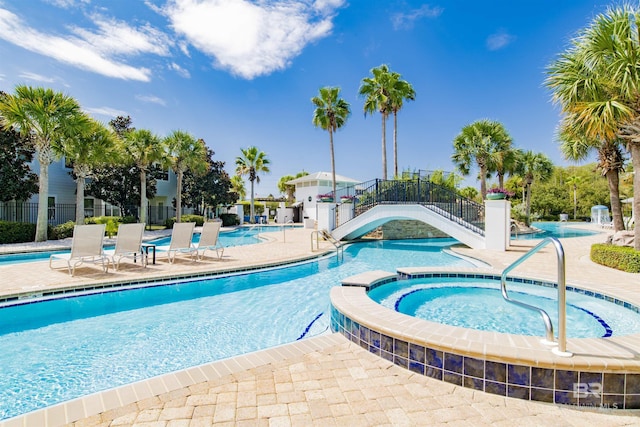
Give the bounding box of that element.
[164,0,344,79]
[0,8,156,81]
[391,4,443,30]
[135,94,167,106]
[170,62,191,78]
[84,106,129,118]
[18,71,56,83]
[43,0,90,8]
[71,14,172,57]
[486,30,515,51]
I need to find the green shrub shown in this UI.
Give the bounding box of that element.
[590,243,640,273]
[164,218,176,229]
[0,221,36,243]
[121,215,137,224]
[50,221,76,240]
[181,214,205,226]
[220,213,239,226]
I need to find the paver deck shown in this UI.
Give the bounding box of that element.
[1,224,639,426]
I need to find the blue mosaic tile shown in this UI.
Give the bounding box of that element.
[359,325,370,343]
[484,381,506,396]
[408,361,424,375]
[531,367,554,389]
[369,331,381,349]
[485,361,506,383]
[579,392,602,408]
[531,388,554,403]
[394,339,408,358]
[555,370,578,391]
[507,385,530,400]
[603,373,625,394]
[464,376,484,391]
[602,394,625,410]
[380,334,393,353]
[463,357,484,378]
[425,366,442,380]
[626,374,640,395]
[443,371,463,386]
[555,390,578,405]
[380,350,394,363]
[394,355,408,368]
[444,353,463,374]
[624,394,640,409]
[425,348,443,369]
[409,343,426,364]
[368,345,380,356]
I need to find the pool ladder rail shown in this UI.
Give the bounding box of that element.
[501,236,573,357]
[311,229,344,259]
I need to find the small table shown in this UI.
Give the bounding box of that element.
[141,243,157,266]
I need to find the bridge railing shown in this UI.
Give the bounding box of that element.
[335,178,484,234]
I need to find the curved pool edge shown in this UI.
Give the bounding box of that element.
[330,269,640,409]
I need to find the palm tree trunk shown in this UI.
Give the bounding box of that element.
[479,165,488,199]
[140,170,147,224]
[35,161,49,242]
[330,129,337,227]
[75,176,85,225]
[604,169,624,231]
[381,114,387,180]
[250,179,255,223]
[176,170,183,223]
[393,112,398,179]
[631,144,640,250]
[525,182,532,225]
[573,187,578,220]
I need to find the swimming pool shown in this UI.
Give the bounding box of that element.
[0,225,289,266]
[514,221,598,239]
[0,238,473,420]
[367,277,640,338]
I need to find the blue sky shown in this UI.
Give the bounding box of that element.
[0,0,611,197]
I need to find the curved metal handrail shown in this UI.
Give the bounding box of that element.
[501,236,571,356]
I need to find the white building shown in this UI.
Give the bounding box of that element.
[284,171,360,222]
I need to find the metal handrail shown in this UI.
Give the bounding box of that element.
[282,218,294,242]
[311,229,343,259]
[500,237,572,357]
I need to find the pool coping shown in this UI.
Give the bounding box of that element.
[330,267,640,409]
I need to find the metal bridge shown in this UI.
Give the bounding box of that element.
[329,178,487,249]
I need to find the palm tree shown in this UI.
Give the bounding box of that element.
[0,86,90,241]
[164,131,208,223]
[312,87,351,202]
[230,175,246,201]
[235,146,270,223]
[557,125,625,229]
[546,4,640,248]
[388,73,416,178]
[565,174,583,220]
[359,64,394,180]
[278,171,308,203]
[451,120,512,199]
[515,150,554,225]
[123,129,164,225]
[492,146,519,189]
[63,118,118,224]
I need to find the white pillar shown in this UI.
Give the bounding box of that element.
[485,199,510,251]
[235,203,244,225]
[316,202,335,231]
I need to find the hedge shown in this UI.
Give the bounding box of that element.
[590,243,640,273]
[220,213,239,226]
[0,221,36,244]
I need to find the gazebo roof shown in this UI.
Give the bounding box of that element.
[286,171,360,185]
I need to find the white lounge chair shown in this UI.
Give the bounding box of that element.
[49,224,109,276]
[156,222,197,263]
[104,223,146,270]
[195,221,225,260]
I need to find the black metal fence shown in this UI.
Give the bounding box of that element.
[335,178,485,234]
[0,202,184,226]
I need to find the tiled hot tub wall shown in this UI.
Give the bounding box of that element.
[330,272,640,410]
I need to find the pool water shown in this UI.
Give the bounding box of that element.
[0,238,472,420]
[368,277,640,338]
[514,221,598,239]
[0,225,288,266]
